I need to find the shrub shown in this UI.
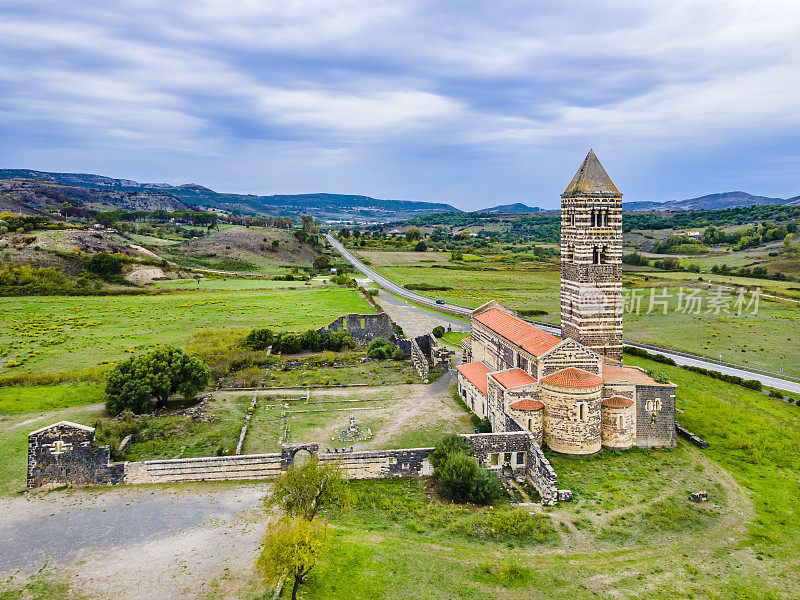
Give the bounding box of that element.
[87,252,125,279]
[366,337,402,359]
[243,328,274,351]
[436,453,478,502]
[432,326,445,338]
[430,433,470,470]
[414,241,427,252]
[105,346,211,415]
[327,330,355,351]
[299,329,322,351]
[276,333,302,354]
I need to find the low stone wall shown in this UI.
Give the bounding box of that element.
[410,337,430,382]
[675,423,708,449]
[125,453,283,484]
[27,424,562,504]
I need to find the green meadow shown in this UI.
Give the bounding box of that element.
[0,285,373,375]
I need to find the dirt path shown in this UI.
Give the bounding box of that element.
[0,482,271,599]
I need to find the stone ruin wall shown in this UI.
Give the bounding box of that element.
[27,426,562,505]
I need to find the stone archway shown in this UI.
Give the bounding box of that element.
[280,443,320,470]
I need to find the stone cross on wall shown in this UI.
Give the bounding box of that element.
[51,439,72,456]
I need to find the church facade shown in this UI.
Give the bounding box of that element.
[456,151,677,455]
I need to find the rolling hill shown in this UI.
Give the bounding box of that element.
[0,169,459,222]
[623,191,799,211]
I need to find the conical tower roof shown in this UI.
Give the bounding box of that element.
[562,150,621,197]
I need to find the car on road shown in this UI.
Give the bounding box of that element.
[435,299,445,305]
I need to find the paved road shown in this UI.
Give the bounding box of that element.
[327,234,800,394]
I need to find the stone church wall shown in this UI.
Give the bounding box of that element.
[635,384,678,448]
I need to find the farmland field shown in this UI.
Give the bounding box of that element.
[357,249,800,376]
[0,284,373,375]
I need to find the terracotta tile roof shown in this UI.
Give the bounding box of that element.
[490,368,537,389]
[456,361,491,396]
[541,367,604,388]
[602,364,659,385]
[473,308,562,357]
[462,337,471,344]
[562,149,621,197]
[509,398,544,411]
[602,396,634,408]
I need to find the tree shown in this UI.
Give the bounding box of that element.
[299,329,322,351]
[257,516,327,600]
[338,228,350,239]
[312,255,331,270]
[87,252,125,279]
[266,455,350,521]
[405,227,422,242]
[276,333,302,354]
[105,346,211,415]
[414,240,428,252]
[429,433,470,470]
[243,328,273,351]
[432,326,444,338]
[430,434,503,504]
[327,330,355,351]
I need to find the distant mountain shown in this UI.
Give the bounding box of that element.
[0,169,459,221]
[476,202,542,213]
[623,191,796,212]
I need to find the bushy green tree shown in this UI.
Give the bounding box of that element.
[105,346,211,415]
[257,516,328,600]
[430,433,470,470]
[266,455,350,521]
[242,328,273,351]
[405,227,422,242]
[299,329,322,351]
[414,240,427,252]
[312,255,331,270]
[431,434,504,505]
[366,337,403,359]
[276,333,302,354]
[87,252,125,279]
[328,330,355,351]
[432,326,445,338]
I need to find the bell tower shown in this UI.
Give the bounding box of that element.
[560,150,623,363]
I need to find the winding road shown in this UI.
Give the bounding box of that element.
[326,234,800,394]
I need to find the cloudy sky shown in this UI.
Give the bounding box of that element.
[1,1,799,210]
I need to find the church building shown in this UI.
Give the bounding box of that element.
[456,151,677,455]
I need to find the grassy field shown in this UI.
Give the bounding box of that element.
[0,383,103,415]
[0,285,373,375]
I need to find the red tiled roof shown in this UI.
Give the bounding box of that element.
[602,396,634,408]
[473,309,562,357]
[462,337,471,345]
[509,398,544,411]
[541,367,604,388]
[490,368,537,389]
[456,361,491,396]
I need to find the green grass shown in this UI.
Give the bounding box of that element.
[0,286,373,375]
[262,361,419,388]
[119,395,249,460]
[0,383,104,415]
[625,354,800,554]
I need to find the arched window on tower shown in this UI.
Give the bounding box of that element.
[570,212,575,227]
[600,246,608,264]
[592,246,600,264]
[579,403,587,421]
[565,244,574,262]
[617,415,624,428]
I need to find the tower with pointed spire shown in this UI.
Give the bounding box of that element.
[560,150,623,363]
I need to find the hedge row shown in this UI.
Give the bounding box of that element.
[623,346,763,391]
